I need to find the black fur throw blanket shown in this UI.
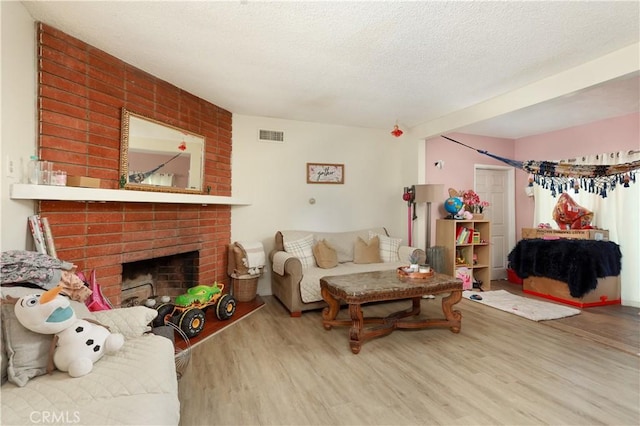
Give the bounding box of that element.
[508,239,622,298]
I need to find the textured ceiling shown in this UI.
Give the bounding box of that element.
[22,1,640,139]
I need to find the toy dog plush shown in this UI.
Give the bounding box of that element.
[13,286,124,378]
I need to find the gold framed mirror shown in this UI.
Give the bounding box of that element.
[119,109,206,194]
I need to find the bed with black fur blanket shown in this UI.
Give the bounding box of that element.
[508,239,622,298]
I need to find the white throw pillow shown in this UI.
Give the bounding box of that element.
[91,306,158,339]
[283,234,315,269]
[368,231,401,262]
[1,303,51,387]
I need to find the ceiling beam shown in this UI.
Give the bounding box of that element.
[412,42,640,140]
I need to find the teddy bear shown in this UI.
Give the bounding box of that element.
[13,285,124,377]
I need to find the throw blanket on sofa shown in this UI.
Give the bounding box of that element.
[508,239,622,298]
[235,241,265,269]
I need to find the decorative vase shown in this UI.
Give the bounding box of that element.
[473,214,484,220]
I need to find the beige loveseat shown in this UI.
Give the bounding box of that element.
[1,286,180,425]
[269,227,426,316]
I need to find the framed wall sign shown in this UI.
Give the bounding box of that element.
[306,163,344,184]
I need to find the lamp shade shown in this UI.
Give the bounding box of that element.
[413,184,444,204]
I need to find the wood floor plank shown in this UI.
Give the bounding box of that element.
[178,289,640,426]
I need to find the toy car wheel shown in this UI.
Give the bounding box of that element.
[178,308,206,338]
[216,294,236,320]
[152,303,175,328]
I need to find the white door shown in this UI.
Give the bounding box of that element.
[475,167,513,280]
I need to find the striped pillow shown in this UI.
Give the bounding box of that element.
[368,231,401,262]
[283,234,315,269]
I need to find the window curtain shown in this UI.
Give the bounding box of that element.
[532,150,640,304]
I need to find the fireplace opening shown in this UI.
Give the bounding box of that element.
[121,251,199,307]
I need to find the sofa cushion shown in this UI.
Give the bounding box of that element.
[299,260,407,303]
[279,228,388,264]
[1,303,51,387]
[1,334,180,426]
[283,234,315,269]
[369,231,401,262]
[354,236,382,264]
[312,240,338,269]
[91,306,157,339]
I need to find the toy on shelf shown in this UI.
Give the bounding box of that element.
[455,267,472,290]
[455,249,467,266]
[444,188,491,220]
[444,195,464,218]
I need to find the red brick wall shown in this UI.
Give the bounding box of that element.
[36,23,233,305]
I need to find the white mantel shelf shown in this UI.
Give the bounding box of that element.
[10,184,251,206]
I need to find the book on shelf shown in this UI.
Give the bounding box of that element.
[456,226,474,245]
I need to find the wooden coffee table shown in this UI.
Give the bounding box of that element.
[320,269,463,354]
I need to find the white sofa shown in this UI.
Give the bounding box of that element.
[1,286,180,425]
[269,227,426,316]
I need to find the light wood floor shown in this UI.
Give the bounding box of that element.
[178,281,640,426]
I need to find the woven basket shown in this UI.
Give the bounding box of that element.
[232,275,258,302]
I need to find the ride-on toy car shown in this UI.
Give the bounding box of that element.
[152,283,236,338]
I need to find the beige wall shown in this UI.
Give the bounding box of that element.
[1,1,38,252]
[230,115,420,295]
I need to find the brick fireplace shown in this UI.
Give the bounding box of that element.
[121,251,199,306]
[36,23,233,306]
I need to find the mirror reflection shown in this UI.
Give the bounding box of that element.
[120,109,205,194]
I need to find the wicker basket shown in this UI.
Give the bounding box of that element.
[231,275,259,302]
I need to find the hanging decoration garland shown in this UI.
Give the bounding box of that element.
[128,141,187,184]
[441,135,639,198]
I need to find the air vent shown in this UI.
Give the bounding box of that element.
[258,129,284,143]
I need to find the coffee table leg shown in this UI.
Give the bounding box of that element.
[321,286,340,330]
[411,297,421,315]
[442,290,463,333]
[348,303,364,354]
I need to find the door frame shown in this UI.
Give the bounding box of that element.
[474,164,516,278]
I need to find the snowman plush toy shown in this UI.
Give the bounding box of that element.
[14,286,124,377]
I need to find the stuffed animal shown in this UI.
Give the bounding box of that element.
[552,193,593,230]
[13,286,124,377]
[446,188,472,219]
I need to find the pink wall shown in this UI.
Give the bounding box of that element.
[424,132,514,246]
[514,112,640,236]
[422,113,639,245]
[425,132,515,217]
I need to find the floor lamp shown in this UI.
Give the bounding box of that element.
[413,184,444,249]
